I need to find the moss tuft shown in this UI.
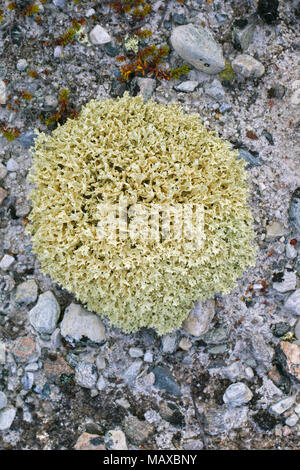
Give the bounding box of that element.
[27,94,256,334]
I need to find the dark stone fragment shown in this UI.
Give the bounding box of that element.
[252,411,277,431]
[289,188,300,233]
[104,44,120,57]
[172,13,188,25]
[272,322,291,338]
[110,80,127,98]
[152,366,181,396]
[257,0,279,24]
[262,130,274,145]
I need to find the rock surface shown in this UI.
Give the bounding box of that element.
[170,24,225,74]
[60,303,106,343]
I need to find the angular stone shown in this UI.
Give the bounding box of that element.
[289,188,300,234]
[232,18,256,51]
[124,416,154,445]
[131,77,156,101]
[104,430,127,450]
[0,187,7,206]
[74,432,106,450]
[269,395,296,415]
[75,361,98,389]
[121,360,143,384]
[183,299,215,337]
[223,382,253,407]
[250,333,274,368]
[276,341,300,382]
[162,333,177,353]
[0,407,16,431]
[0,80,7,105]
[273,271,297,293]
[15,280,38,305]
[174,80,199,93]
[285,290,300,316]
[0,392,7,410]
[0,164,7,180]
[205,406,248,435]
[60,303,106,343]
[89,25,111,45]
[170,24,225,74]
[44,355,74,380]
[266,221,288,238]
[204,79,225,101]
[29,291,60,334]
[0,254,14,271]
[232,54,265,78]
[238,148,262,168]
[12,336,39,363]
[152,366,181,396]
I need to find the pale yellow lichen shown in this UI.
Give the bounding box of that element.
[27,93,257,335]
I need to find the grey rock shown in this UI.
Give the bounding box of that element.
[53,0,65,9]
[89,25,111,45]
[0,163,7,180]
[96,375,107,391]
[219,103,232,113]
[273,271,297,293]
[285,413,298,427]
[232,18,256,51]
[237,148,262,168]
[124,415,154,445]
[6,158,19,172]
[0,80,7,105]
[122,360,143,384]
[17,59,28,71]
[0,407,16,431]
[75,362,98,389]
[174,80,199,92]
[0,392,7,410]
[0,342,6,364]
[159,401,185,427]
[161,333,177,354]
[204,79,225,101]
[272,322,291,337]
[205,406,248,435]
[269,395,296,415]
[289,188,300,233]
[95,354,106,370]
[50,328,62,350]
[232,54,265,78]
[104,429,127,450]
[144,350,153,363]
[250,333,274,368]
[110,80,127,98]
[128,347,143,358]
[15,280,38,305]
[18,130,37,149]
[285,289,300,316]
[295,319,300,340]
[44,95,58,109]
[266,221,288,238]
[21,372,34,390]
[131,77,156,101]
[170,24,225,74]
[215,13,228,23]
[201,324,229,345]
[172,13,188,25]
[223,382,253,407]
[208,344,228,354]
[152,366,181,396]
[286,243,297,259]
[0,254,14,271]
[60,303,106,343]
[183,299,215,337]
[54,46,63,58]
[29,291,60,334]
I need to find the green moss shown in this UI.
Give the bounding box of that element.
[27,94,257,335]
[219,60,235,81]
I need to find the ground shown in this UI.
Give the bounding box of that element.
[0,0,300,451]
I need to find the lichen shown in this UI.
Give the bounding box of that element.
[27,93,257,335]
